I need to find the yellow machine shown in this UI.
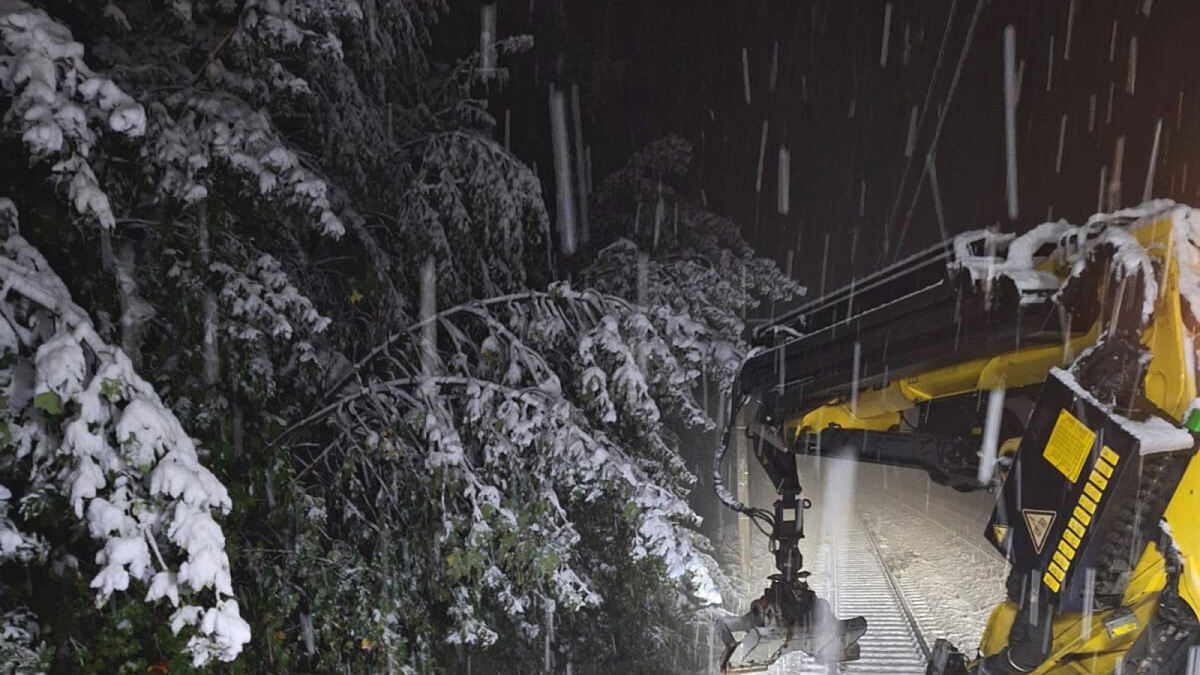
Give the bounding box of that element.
[715,202,1200,674]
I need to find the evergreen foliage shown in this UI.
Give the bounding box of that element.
[0,3,798,672]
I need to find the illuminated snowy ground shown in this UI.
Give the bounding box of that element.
[748,459,1011,674]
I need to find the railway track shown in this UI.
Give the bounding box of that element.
[771,518,930,674]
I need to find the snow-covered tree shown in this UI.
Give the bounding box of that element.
[1,1,798,672]
[0,202,248,669]
[581,135,804,611]
[584,135,804,388]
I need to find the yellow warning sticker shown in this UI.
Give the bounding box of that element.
[1048,561,1066,581]
[1105,612,1140,638]
[992,524,1010,545]
[1110,622,1137,637]
[1044,409,1095,483]
[1074,505,1092,526]
[1023,509,1057,554]
[1101,445,1120,466]
[1057,538,1075,560]
[1044,571,1061,593]
[1063,528,1081,548]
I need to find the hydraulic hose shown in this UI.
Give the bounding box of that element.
[712,391,755,516]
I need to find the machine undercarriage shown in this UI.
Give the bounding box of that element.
[715,203,1200,673]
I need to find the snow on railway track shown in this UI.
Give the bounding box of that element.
[859,477,1010,653]
[870,478,1006,563]
[769,517,929,674]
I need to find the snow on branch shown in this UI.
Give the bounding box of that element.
[401,130,551,301]
[0,0,146,229]
[0,201,249,667]
[294,281,724,657]
[145,90,344,236]
[2,0,350,239]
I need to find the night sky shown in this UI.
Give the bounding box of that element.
[460,0,1200,298]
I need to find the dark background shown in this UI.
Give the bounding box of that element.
[446,0,1200,298]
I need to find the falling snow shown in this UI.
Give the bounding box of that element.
[8,1,1200,672]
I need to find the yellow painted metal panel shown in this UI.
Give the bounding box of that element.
[786,334,1093,435]
[979,601,1019,658]
[1162,452,1200,623]
[793,403,900,434]
[1134,215,1197,421]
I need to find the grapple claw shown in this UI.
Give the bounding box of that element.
[718,581,867,673]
